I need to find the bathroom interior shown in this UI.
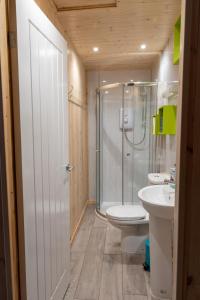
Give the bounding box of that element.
[0,0,187,299]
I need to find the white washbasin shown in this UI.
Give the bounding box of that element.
[138,185,175,220]
[148,173,170,185]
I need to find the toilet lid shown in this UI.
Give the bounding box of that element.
[106,205,146,221]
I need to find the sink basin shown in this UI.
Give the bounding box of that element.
[138,185,175,220]
[148,173,170,185]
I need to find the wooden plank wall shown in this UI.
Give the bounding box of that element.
[0,0,19,299]
[68,45,88,238]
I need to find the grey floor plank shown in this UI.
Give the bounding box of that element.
[81,205,95,224]
[74,227,106,299]
[71,228,91,253]
[74,250,104,299]
[66,206,149,300]
[80,205,95,230]
[123,254,147,296]
[123,253,145,265]
[99,254,123,300]
[93,215,107,228]
[64,252,84,300]
[124,295,148,300]
[87,227,106,253]
[104,224,121,254]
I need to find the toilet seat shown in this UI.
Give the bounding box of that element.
[106,205,146,221]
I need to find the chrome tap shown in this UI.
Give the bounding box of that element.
[163,166,176,188]
[169,166,176,189]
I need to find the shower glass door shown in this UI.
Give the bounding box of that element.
[123,84,153,206]
[96,82,157,216]
[96,84,124,215]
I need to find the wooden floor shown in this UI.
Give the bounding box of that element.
[64,205,150,300]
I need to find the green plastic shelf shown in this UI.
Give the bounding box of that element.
[152,105,177,135]
[159,105,177,135]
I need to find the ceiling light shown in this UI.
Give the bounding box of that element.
[93,47,99,52]
[105,91,109,94]
[102,80,107,83]
[140,44,147,50]
[130,79,134,82]
[125,90,129,94]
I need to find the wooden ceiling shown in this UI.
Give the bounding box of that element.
[52,0,181,70]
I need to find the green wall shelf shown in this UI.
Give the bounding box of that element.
[152,105,177,135]
[173,16,181,65]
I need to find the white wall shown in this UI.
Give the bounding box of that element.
[151,33,179,172]
[87,69,151,202]
[152,35,179,83]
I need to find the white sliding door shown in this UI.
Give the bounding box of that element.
[16,0,70,299]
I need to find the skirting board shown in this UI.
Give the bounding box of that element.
[87,198,96,205]
[70,199,96,245]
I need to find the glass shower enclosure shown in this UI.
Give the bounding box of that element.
[96,82,157,216]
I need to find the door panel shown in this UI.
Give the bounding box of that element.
[16,0,69,299]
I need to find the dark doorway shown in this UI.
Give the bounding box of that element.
[0,65,12,299]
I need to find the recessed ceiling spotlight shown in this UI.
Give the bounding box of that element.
[140,44,147,50]
[102,80,107,83]
[125,90,129,94]
[130,79,134,82]
[93,47,99,52]
[105,91,109,94]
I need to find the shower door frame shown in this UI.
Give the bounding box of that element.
[96,83,125,215]
[96,89,101,212]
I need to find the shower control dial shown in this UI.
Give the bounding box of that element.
[119,107,134,130]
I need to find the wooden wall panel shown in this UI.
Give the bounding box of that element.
[69,103,80,234]
[82,108,89,204]
[69,102,88,237]
[55,0,116,7]
[68,40,89,239]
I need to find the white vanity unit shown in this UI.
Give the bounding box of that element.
[138,185,175,300]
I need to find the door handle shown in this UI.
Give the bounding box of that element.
[65,163,74,173]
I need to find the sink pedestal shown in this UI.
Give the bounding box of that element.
[149,215,173,300]
[138,185,175,300]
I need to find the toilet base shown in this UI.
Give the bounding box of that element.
[150,288,171,300]
[117,223,149,254]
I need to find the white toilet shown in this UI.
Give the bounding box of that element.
[106,204,149,254]
[105,173,170,253]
